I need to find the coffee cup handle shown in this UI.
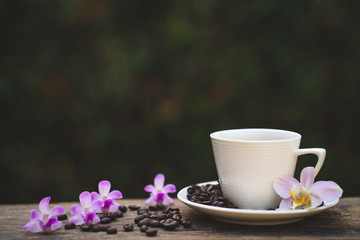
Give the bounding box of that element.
[294,148,326,177]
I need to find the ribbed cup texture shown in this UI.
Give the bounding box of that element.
[211,138,300,210]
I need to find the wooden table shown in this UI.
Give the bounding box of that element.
[1,198,359,239]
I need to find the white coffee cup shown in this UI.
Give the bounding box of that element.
[210,128,325,210]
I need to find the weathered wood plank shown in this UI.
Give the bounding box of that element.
[0,198,359,239]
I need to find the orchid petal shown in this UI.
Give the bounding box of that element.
[145,195,157,206]
[310,193,322,207]
[79,191,91,208]
[273,176,300,198]
[24,219,42,233]
[108,190,123,200]
[279,198,293,209]
[163,184,176,193]
[99,180,111,196]
[300,167,315,189]
[50,220,62,231]
[108,202,120,213]
[69,214,84,225]
[155,192,165,202]
[90,200,103,212]
[103,199,114,210]
[144,184,155,193]
[30,209,41,220]
[71,204,83,215]
[40,217,58,232]
[162,194,174,205]
[91,192,101,202]
[154,174,165,188]
[92,215,101,225]
[310,181,343,203]
[49,206,65,217]
[39,197,51,213]
[84,212,100,224]
[83,212,98,224]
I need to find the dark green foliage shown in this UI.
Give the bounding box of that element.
[0,0,359,203]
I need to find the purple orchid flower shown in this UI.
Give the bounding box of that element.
[91,180,123,213]
[273,166,343,209]
[144,173,176,206]
[24,196,65,233]
[69,191,103,225]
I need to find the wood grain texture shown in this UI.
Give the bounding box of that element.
[0,198,359,240]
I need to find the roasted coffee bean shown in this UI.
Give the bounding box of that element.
[198,196,206,201]
[187,187,195,194]
[141,213,150,218]
[218,196,226,201]
[137,218,151,227]
[146,229,158,236]
[163,218,174,224]
[148,211,157,216]
[172,214,182,221]
[134,214,147,223]
[180,218,192,228]
[149,205,158,211]
[162,218,179,229]
[123,224,134,231]
[137,207,148,214]
[156,203,165,210]
[57,214,68,221]
[167,212,174,219]
[128,205,141,211]
[107,227,117,234]
[97,213,107,219]
[163,221,178,230]
[100,217,112,224]
[149,219,161,228]
[150,213,158,219]
[116,211,124,218]
[206,185,214,192]
[118,205,128,212]
[162,206,171,214]
[100,224,111,231]
[64,222,76,229]
[140,225,148,232]
[138,210,148,215]
[80,224,91,231]
[108,212,118,220]
[158,213,168,221]
[92,224,101,232]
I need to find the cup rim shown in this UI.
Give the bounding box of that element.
[210,128,301,143]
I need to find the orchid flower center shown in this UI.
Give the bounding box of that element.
[290,185,311,206]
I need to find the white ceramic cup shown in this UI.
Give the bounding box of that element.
[210,128,325,210]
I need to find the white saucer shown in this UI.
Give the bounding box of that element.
[177,180,339,225]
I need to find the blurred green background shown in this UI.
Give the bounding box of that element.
[1,0,359,204]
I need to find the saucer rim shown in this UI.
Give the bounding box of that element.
[177,180,339,215]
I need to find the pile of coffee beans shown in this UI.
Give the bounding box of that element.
[187,183,237,208]
[132,204,192,236]
[60,203,192,237]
